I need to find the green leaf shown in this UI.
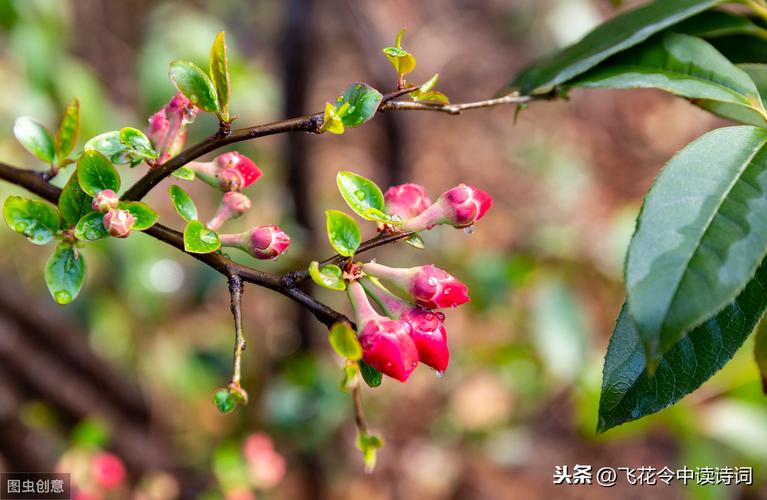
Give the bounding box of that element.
[341,361,359,392]
[321,102,346,135]
[14,116,55,163]
[184,220,221,253]
[329,321,363,360]
[359,360,382,388]
[335,83,383,127]
[404,233,425,249]
[383,28,416,80]
[59,174,94,227]
[700,64,767,126]
[325,210,361,257]
[309,261,346,290]
[172,166,196,181]
[336,171,385,221]
[74,212,108,241]
[626,126,767,367]
[119,127,156,160]
[676,10,767,40]
[120,201,158,230]
[213,389,236,414]
[169,60,219,112]
[756,319,767,393]
[168,185,198,222]
[599,257,767,433]
[84,131,144,166]
[55,97,80,160]
[77,150,120,196]
[210,31,231,118]
[45,241,85,305]
[356,432,384,472]
[508,0,723,95]
[3,196,60,244]
[572,33,766,120]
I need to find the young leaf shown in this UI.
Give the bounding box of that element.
[508,0,723,95]
[84,131,144,166]
[3,196,60,245]
[359,360,382,388]
[45,241,85,305]
[329,321,363,360]
[341,361,359,391]
[119,127,156,160]
[210,31,230,118]
[184,220,221,253]
[120,202,158,230]
[626,126,767,368]
[755,319,767,393]
[410,74,449,103]
[336,171,385,221]
[74,212,108,241]
[213,388,236,414]
[14,116,55,163]
[168,185,198,222]
[325,210,361,257]
[356,432,383,472]
[59,174,94,227]
[335,83,383,127]
[382,28,416,82]
[172,166,196,181]
[308,261,346,291]
[169,60,219,113]
[77,150,120,196]
[56,97,80,160]
[599,257,767,433]
[321,102,346,135]
[404,233,425,249]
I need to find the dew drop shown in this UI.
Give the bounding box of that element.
[464,225,475,235]
[427,277,438,286]
[411,361,417,368]
[354,189,366,201]
[436,312,446,321]
[435,370,445,379]
[54,290,71,304]
[385,362,392,368]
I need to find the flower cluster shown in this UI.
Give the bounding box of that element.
[146,92,199,165]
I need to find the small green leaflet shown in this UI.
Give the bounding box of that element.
[59,170,94,227]
[325,210,361,257]
[3,196,60,245]
[308,261,345,290]
[56,98,80,161]
[169,60,219,112]
[184,220,221,253]
[14,116,55,163]
[359,360,382,388]
[336,171,385,221]
[328,321,362,360]
[335,83,383,127]
[74,212,108,241]
[45,241,85,305]
[120,201,158,230]
[168,185,198,222]
[77,150,120,196]
[210,31,231,119]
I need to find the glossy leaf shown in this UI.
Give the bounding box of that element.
[700,64,767,126]
[56,97,80,160]
[336,171,385,221]
[599,258,767,432]
[572,33,766,120]
[329,321,363,360]
[676,10,767,40]
[168,185,198,222]
[756,319,767,393]
[172,166,196,181]
[120,201,158,230]
[382,28,416,80]
[119,127,156,160]
[321,102,347,135]
[210,31,230,118]
[3,196,59,245]
[84,131,143,167]
[169,60,218,112]
[308,261,346,291]
[77,150,120,196]
[74,212,108,241]
[325,210,361,257]
[45,241,85,305]
[626,126,767,367]
[14,116,55,163]
[335,83,383,127]
[508,0,723,95]
[359,360,382,388]
[404,233,425,249]
[184,220,221,253]
[59,174,93,227]
[357,432,383,472]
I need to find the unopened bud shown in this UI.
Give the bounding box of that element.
[384,183,431,221]
[91,189,120,213]
[362,262,470,309]
[401,184,492,232]
[219,224,291,260]
[102,209,135,238]
[207,192,252,230]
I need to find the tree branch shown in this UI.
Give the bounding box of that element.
[380,91,556,114]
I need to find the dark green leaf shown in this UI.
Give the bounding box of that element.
[336,171,385,221]
[84,131,144,166]
[335,83,383,127]
[676,10,767,39]
[599,258,767,432]
[172,166,196,181]
[213,389,236,414]
[13,116,55,163]
[184,220,221,253]
[56,97,79,160]
[77,150,120,196]
[59,170,93,227]
[169,60,218,112]
[308,261,346,290]
[707,34,767,64]
[359,360,382,388]
[210,31,230,118]
[626,126,767,367]
[74,212,107,241]
[119,127,156,160]
[325,210,361,257]
[3,196,59,244]
[120,201,158,230]
[168,185,198,222]
[509,0,723,94]
[45,241,85,304]
[756,319,767,393]
[701,64,767,126]
[329,321,362,360]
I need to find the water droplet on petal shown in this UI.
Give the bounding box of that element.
[427,277,438,286]
[435,370,445,379]
[464,225,475,235]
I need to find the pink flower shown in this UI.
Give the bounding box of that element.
[401,184,492,232]
[243,433,286,490]
[145,92,199,165]
[102,209,135,238]
[219,224,291,259]
[384,183,431,220]
[91,189,119,213]
[190,152,263,192]
[362,262,470,309]
[90,452,126,490]
[347,281,419,382]
[207,192,252,230]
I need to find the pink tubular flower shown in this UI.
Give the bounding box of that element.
[219,224,291,259]
[90,452,126,490]
[146,93,199,165]
[347,280,419,382]
[207,191,252,230]
[401,184,492,232]
[384,183,431,221]
[190,152,263,191]
[102,209,135,238]
[361,278,449,372]
[91,189,119,213]
[362,262,470,309]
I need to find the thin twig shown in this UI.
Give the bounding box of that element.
[228,275,245,386]
[380,91,554,115]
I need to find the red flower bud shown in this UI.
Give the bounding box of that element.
[102,209,135,238]
[90,452,126,490]
[190,152,263,191]
[362,262,470,309]
[401,184,492,232]
[91,189,119,213]
[219,224,291,259]
[145,92,199,165]
[207,192,252,230]
[384,183,431,220]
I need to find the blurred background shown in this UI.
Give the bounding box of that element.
[0,0,765,498]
